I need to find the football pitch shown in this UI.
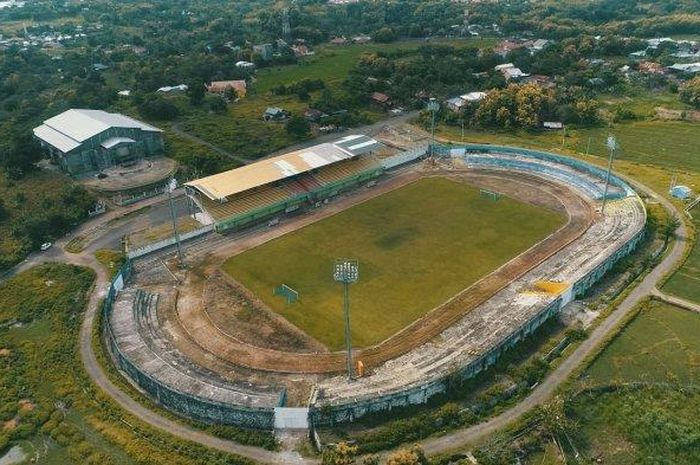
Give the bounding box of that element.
[222,177,565,350]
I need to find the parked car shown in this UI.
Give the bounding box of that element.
[40,242,52,251]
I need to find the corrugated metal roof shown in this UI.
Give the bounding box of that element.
[186,137,379,201]
[33,124,82,153]
[33,109,161,153]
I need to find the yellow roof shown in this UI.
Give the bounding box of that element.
[186,142,358,200]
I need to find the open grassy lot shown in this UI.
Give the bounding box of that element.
[664,206,700,303]
[568,385,700,465]
[254,38,498,94]
[437,119,700,203]
[586,301,700,385]
[562,301,700,465]
[222,176,564,350]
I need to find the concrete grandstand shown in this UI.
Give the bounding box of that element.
[104,142,647,431]
[185,135,383,231]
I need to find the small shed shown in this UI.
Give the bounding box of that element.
[670,185,692,200]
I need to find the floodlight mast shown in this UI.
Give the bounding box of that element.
[167,177,185,268]
[601,135,617,215]
[333,259,359,381]
[427,98,440,156]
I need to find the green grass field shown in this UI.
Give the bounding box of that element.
[566,301,700,465]
[663,206,700,304]
[222,177,564,350]
[586,301,700,385]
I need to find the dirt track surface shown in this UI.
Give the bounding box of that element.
[165,169,595,374]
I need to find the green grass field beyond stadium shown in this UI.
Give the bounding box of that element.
[663,205,700,304]
[222,177,564,350]
[587,301,700,385]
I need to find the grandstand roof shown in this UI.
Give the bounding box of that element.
[186,135,380,201]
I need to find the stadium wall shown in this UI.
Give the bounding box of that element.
[102,260,276,430]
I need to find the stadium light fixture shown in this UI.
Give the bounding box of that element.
[333,259,359,381]
[601,135,618,215]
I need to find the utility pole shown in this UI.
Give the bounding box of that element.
[168,178,185,268]
[585,137,591,156]
[333,260,359,381]
[601,135,618,215]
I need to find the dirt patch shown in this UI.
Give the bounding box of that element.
[0,348,10,357]
[203,272,328,353]
[18,400,34,412]
[655,107,700,122]
[2,419,17,432]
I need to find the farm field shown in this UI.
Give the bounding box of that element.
[663,205,700,303]
[222,176,564,350]
[586,301,700,385]
[563,301,700,465]
[254,37,498,94]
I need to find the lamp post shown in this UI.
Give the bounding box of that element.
[333,259,359,381]
[167,177,185,268]
[427,98,440,156]
[601,135,618,215]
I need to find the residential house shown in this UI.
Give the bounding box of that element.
[446,97,467,112]
[206,80,247,97]
[330,36,348,46]
[638,61,664,74]
[461,91,487,102]
[33,109,164,175]
[263,107,289,121]
[304,108,326,121]
[668,62,700,74]
[370,92,391,106]
[352,35,371,44]
[523,74,555,88]
[528,39,550,53]
[235,60,256,71]
[253,43,273,61]
[495,63,527,80]
[493,40,524,58]
[156,84,188,93]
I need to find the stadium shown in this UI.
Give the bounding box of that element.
[103,135,646,431]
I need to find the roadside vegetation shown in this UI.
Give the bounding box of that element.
[0,263,258,465]
[0,171,95,271]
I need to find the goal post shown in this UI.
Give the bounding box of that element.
[480,189,501,201]
[274,284,299,304]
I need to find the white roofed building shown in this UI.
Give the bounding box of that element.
[33,109,164,175]
[186,135,383,230]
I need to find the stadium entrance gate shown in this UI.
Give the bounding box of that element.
[274,407,309,430]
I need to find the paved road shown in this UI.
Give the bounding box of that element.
[652,288,700,314]
[2,154,690,464]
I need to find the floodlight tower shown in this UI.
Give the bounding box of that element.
[333,259,359,381]
[601,135,618,215]
[426,98,440,156]
[167,177,185,268]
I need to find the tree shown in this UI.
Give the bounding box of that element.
[680,76,700,108]
[138,96,179,121]
[373,27,397,43]
[285,115,311,138]
[385,445,429,465]
[321,442,357,465]
[187,81,206,106]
